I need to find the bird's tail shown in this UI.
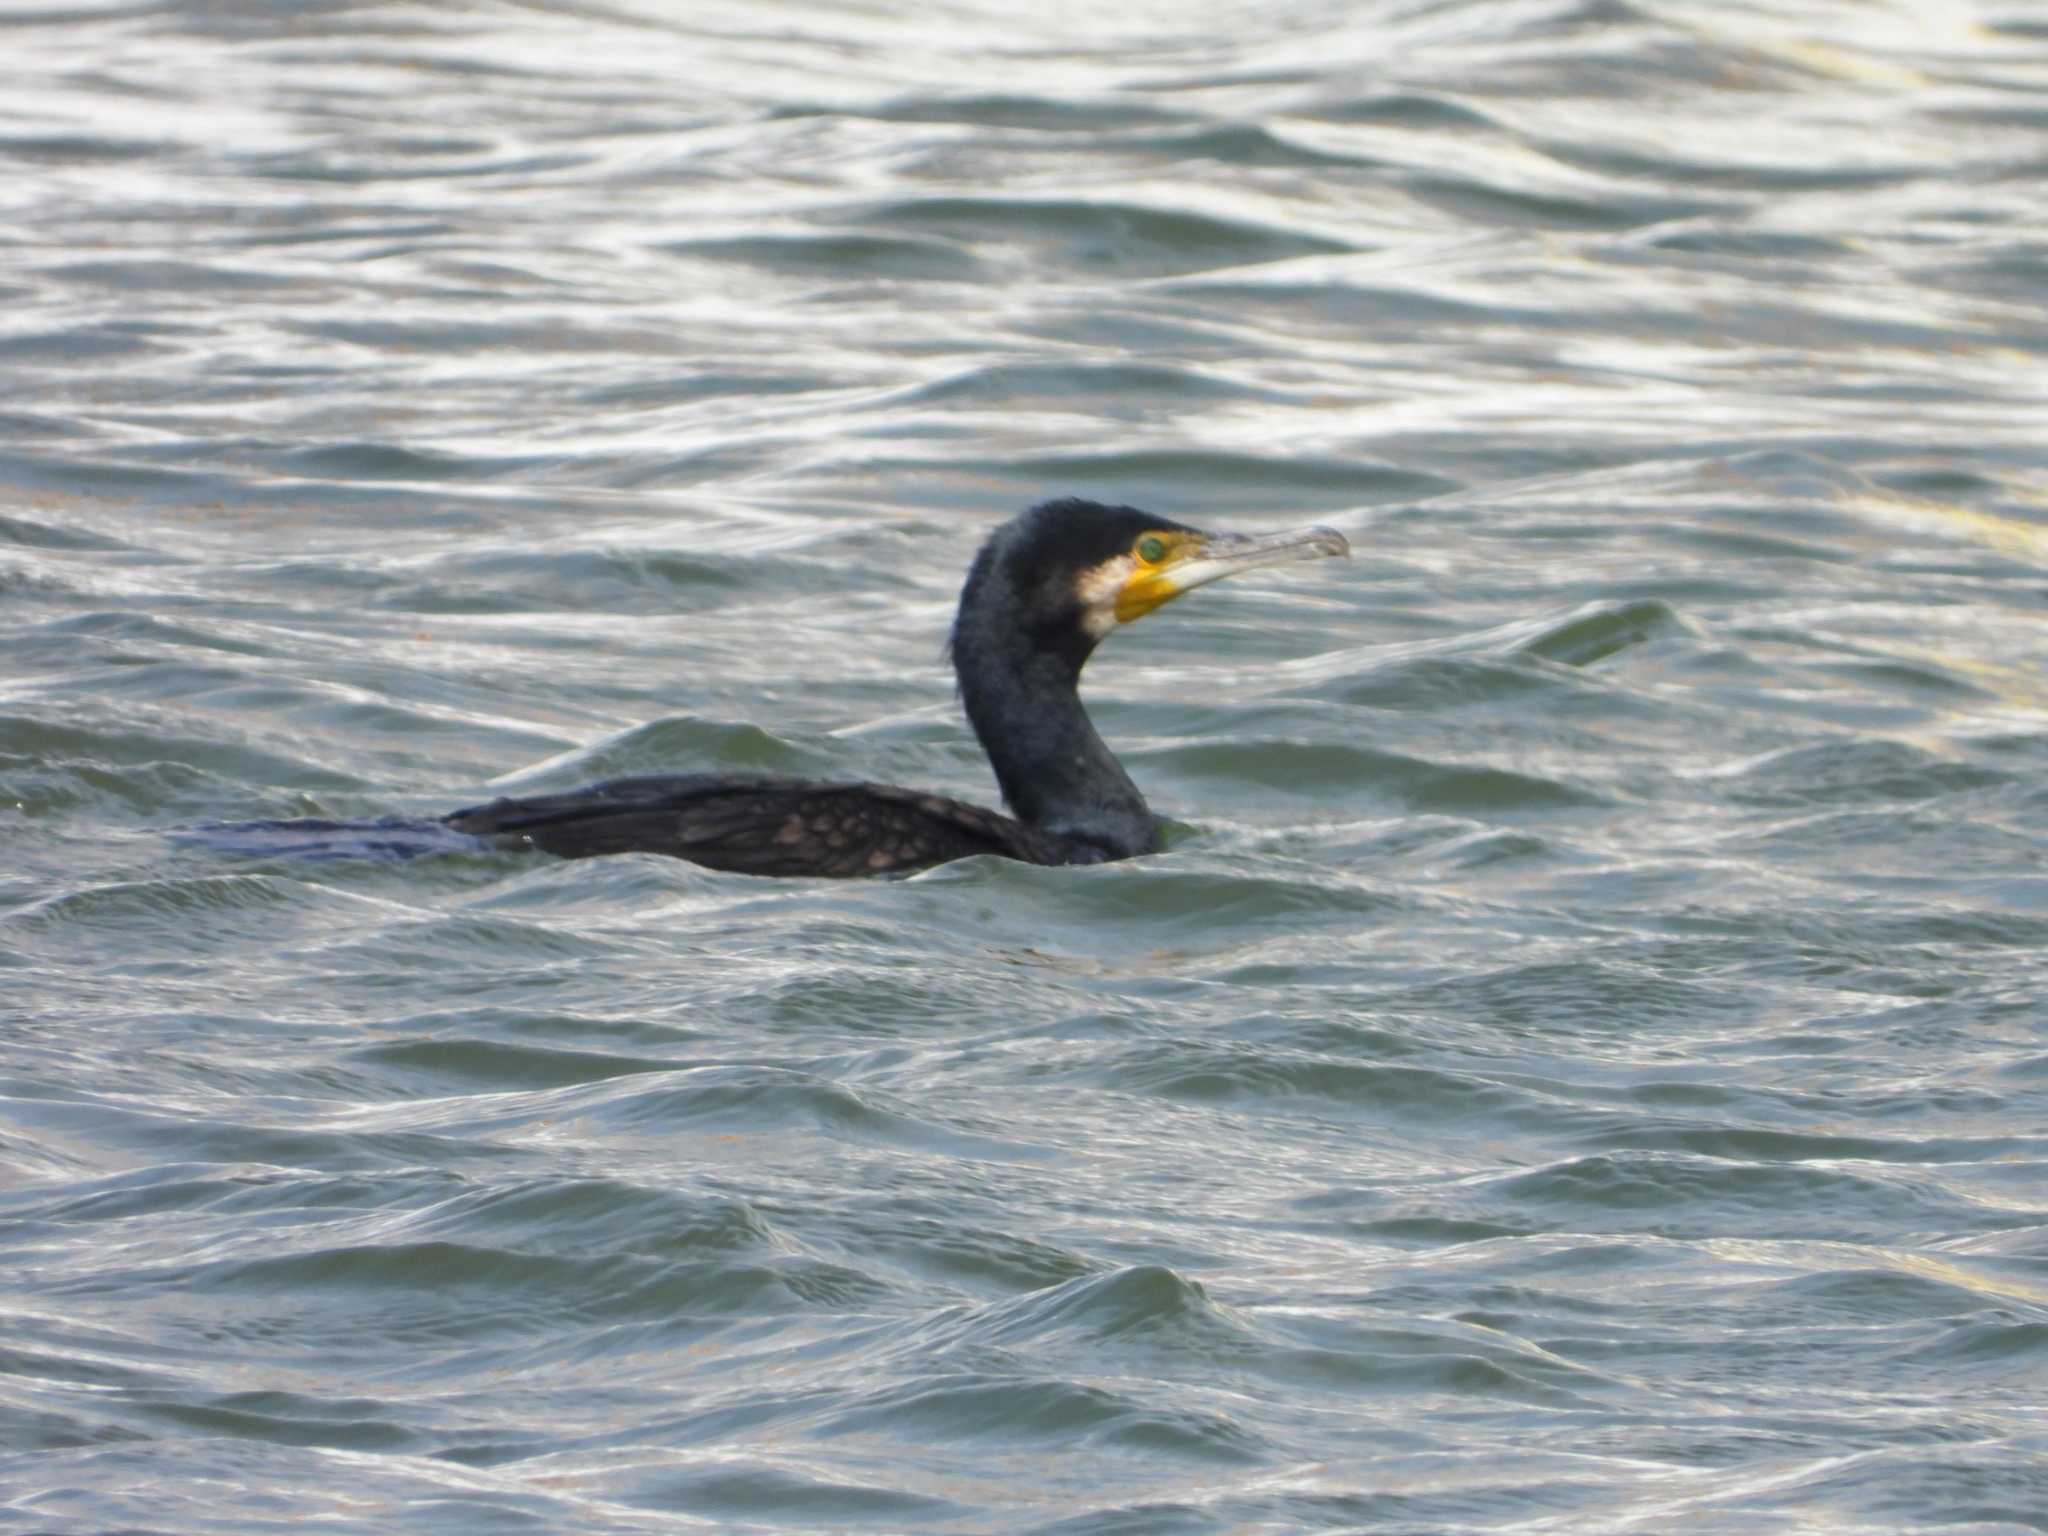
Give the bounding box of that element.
[170,817,488,862]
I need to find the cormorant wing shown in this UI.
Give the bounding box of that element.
[443,773,1058,877]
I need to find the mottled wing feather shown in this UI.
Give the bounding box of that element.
[442,774,1060,877]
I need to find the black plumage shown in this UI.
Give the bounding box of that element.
[441,774,1063,877]
[196,499,1346,876]
[445,499,1347,876]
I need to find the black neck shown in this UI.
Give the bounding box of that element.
[953,623,1157,862]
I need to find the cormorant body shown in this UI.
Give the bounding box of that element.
[209,500,1348,877]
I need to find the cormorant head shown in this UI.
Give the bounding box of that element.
[951,497,1350,679]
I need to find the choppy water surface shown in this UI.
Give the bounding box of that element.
[6,1,2048,1531]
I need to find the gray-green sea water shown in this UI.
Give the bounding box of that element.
[4,2,2047,1531]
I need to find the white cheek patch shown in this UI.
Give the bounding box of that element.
[1075,556,1135,639]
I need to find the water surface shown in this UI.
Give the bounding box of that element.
[4,2,2048,1532]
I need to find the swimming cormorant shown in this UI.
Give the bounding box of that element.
[203,499,1347,876]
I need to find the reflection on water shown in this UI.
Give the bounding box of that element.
[4,2,2047,1532]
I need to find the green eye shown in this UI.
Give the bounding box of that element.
[1136,535,1167,564]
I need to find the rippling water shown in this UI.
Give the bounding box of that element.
[6,2,2048,1531]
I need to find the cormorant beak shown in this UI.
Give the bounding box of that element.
[1115,524,1351,624]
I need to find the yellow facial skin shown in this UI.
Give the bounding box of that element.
[1113,524,1351,625]
[1114,531,1200,624]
